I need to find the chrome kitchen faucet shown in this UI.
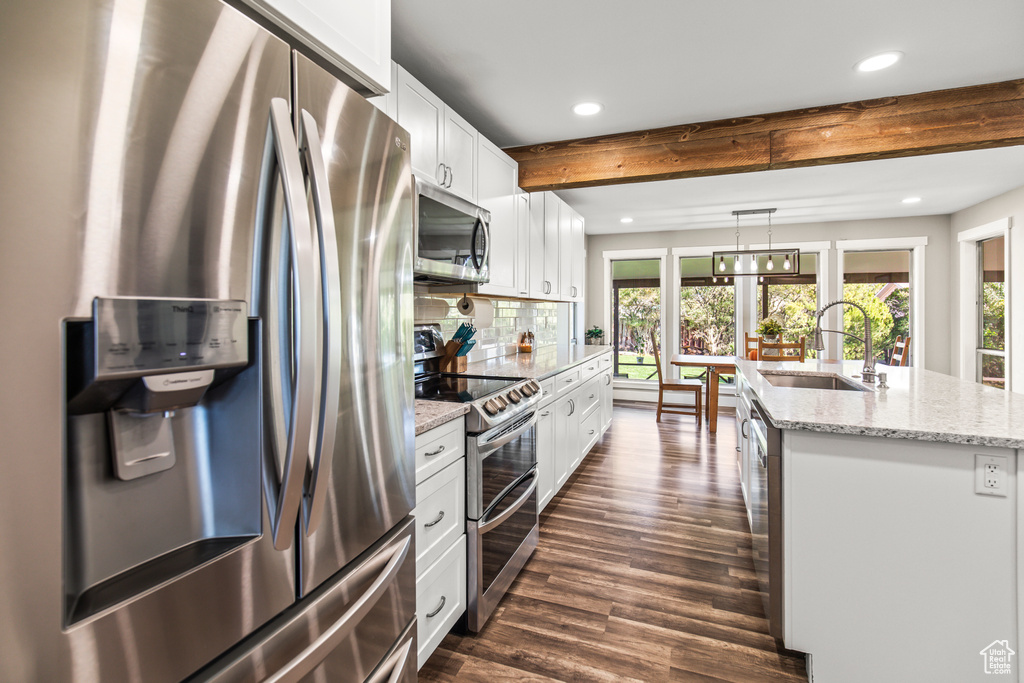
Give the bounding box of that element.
[813,299,877,383]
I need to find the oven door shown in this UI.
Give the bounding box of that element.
[413,177,490,285]
[467,411,537,520]
[466,469,538,632]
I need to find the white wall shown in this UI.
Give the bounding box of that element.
[950,185,1024,389]
[585,215,953,374]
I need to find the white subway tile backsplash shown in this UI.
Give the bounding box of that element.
[415,296,561,360]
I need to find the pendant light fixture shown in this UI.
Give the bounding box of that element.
[710,209,801,278]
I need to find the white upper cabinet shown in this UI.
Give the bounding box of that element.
[241,0,391,94]
[516,191,529,297]
[394,66,445,186]
[476,139,518,297]
[570,209,585,302]
[558,196,573,300]
[393,64,477,202]
[442,109,477,202]
[528,193,549,299]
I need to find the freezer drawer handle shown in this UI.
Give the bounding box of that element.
[424,510,445,528]
[366,635,414,683]
[265,534,412,683]
[426,596,446,618]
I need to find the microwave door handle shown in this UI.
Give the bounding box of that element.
[478,471,537,534]
[470,216,489,271]
[299,110,341,536]
[258,98,318,551]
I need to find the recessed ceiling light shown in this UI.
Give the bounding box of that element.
[902,196,922,204]
[572,102,603,116]
[620,217,633,224]
[855,51,903,72]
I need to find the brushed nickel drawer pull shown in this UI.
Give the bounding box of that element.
[588,429,595,435]
[425,444,445,457]
[426,596,446,618]
[589,394,595,400]
[424,511,445,528]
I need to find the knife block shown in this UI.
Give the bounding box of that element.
[441,340,467,373]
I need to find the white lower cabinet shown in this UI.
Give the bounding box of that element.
[413,419,467,669]
[600,368,613,431]
[553,390,579,490]
[416,535,466,668]
[536,404,556,512]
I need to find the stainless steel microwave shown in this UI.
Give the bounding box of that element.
[413,175,491,286]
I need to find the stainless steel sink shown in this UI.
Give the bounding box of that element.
[759,371,872,392]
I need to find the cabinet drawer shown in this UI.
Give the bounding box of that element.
[580,406,602,455]
[597,354,612,372]
[416,534,467,669]
[580,357,604,383]
[577,376,601,417]
[538,377,556,406]
[554,368,581,397]
[414,418,465,485]
[415,458,465,572]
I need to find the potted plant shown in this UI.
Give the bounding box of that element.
[756,318,783,342]
[585,325,604,346]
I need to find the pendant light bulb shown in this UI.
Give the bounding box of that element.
[712,276,717,283]
[751,254,757,270]
[718,255,726,272]
[766,256,774,271]
[784,254,792,270]
[759,276,764,283]
[734,255,741,273]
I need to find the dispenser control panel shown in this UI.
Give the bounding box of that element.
[94,297,248,379]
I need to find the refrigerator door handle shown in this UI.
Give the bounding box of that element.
[365,635,414,683]
[257,98,318,551]
[265,534,412,683]
[298,109,341,536]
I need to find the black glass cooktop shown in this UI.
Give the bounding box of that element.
[415,374,521,403]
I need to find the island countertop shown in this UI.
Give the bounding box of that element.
[463,344,613,380]
[737,359,1024,449]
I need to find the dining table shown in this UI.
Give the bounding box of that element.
[669,354,738,433]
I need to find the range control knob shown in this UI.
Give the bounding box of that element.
[520,384,535,397]
[483,400,499,416]
[528,380,541,394]
[508,389,522,404]
[494,395,509,409]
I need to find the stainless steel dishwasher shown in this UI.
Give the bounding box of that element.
[749,398,784,640]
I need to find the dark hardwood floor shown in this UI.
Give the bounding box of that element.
[419,403,808,683]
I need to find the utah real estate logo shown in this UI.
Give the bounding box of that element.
[980,640,1015,675]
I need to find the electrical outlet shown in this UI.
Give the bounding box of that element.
[975,454,1008,497]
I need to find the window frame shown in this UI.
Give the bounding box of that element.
[603,248,669,388]
[958,219,1011,389]
[835,236,927,367]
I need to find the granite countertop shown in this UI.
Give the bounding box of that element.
[414,400,470,436]
[462,344,613,380]
[737,359,1024,448]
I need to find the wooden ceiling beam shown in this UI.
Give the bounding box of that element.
[504,79,1024,192]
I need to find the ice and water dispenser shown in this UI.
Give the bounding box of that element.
[64,297,262,625]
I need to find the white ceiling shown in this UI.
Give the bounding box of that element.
[392,0,1024,233]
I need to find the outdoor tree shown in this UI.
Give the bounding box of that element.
[617,287,660,354]
[680,285,735,355]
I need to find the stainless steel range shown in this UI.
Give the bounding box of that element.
[414,325,541,631]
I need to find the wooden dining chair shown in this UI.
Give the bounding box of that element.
[651,335,702,423]
[890,335,911,366]
[758,336,806,362]
[744,333,759,360]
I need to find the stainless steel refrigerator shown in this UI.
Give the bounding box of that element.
[0,0,416,680]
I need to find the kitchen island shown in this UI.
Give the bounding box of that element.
[735,360,1020,683]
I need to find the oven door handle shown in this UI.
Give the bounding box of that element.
[477,412,538,457]
[478,471,537,535]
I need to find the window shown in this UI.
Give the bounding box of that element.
[977,236,1005,389]
[841,250,912,364]
[678,256,734,381]
[755,253,819,359]
[611,259,661,381]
